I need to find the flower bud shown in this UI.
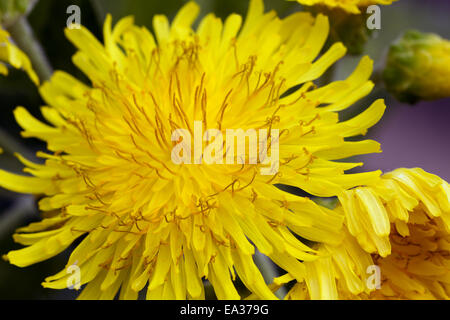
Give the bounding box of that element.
[0,0,35,27]
[383,30,450,103]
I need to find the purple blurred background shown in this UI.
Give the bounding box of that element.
[362,99,450,181]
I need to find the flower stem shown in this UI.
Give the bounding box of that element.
[7,16,53,82]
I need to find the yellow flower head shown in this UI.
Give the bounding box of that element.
[340,168,450,257]
[280,168,450,299]
[293,0,397,14]
[0,28,38,84]
[280,228,374,299]
[370,213,450,300]
[383,30,450,103]
[1,0,386,299]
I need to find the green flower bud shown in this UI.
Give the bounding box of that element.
[383,30,450,103]
[0,0,35,27]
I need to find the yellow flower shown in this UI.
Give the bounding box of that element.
[0,27,38,84]
[1,0,386,299]
[279,168,450,299]
[280,228,374,299]
[340,168,450,257]
[292,0,397,14]
[383,30,450,103]
[369,214,450,300]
